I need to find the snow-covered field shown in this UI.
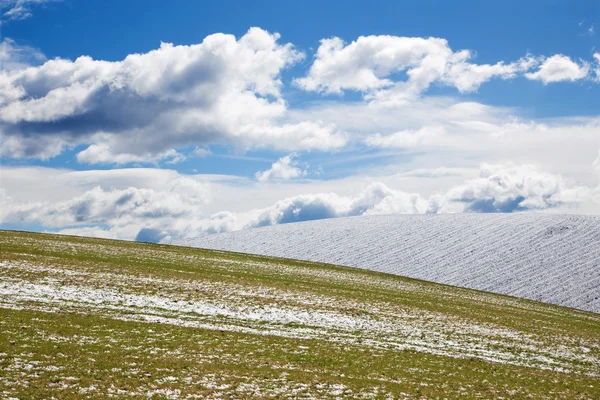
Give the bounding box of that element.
[176,214,600,313]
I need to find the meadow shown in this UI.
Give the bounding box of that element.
[1,230,599,399]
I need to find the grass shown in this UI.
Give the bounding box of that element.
[0,230,599,399]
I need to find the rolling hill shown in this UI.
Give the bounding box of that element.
[176,213,600,313]
[1,230,600,398]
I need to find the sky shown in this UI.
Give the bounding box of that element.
[0,0,599,242]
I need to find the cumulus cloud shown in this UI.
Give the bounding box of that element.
[1,164,593,242]
[295,35,598,105]
[0,29,346,162]
[349,182,428,216]
[255,153,306,182]
[295,35,545,105]
[1,0,61,20]
[431,164,591,213]
[525,55,590,83]
[1,176,209,229]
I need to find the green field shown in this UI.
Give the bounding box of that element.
[1,230,599,399]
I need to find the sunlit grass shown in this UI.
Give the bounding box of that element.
[1,230,599,399]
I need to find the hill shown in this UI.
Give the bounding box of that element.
[176,213,600,313]
[1,230,600,398]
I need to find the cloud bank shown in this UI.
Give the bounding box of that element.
[1,164,594,242]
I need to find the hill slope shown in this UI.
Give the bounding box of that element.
[1,230,600,398]
[176,214,600,313]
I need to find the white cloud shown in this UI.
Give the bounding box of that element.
[255,154,306,182]
[441,53,538,92]
[431,164,591,213]
[0,29,346,162]
[365,126,445,148]
[192,147,211,158]
[289,98,600,185]
[76,143,186,165]
[593,53,600,82]
[525,55,590,83]
[1,181,426,240]
[593,150,600,205]
[394,167,469,178]
[295,35,600,106]
[1,164,594,242]
[350,182,428,216]
[1,31,596,163]
[0,132,69,160]
[1,0,61,20]
[295,35,545,105]
[1,176,210,236]
[0,38,46,70]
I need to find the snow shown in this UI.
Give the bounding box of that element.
[174,214,600,313]
[2,259,597,373]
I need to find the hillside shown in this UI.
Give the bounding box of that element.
[1,230,600,398]
[176,213,600,313]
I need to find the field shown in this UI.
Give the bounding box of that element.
[1,230,600,399]
[177,213,600,313]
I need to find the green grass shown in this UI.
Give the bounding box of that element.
[0,230,599,399]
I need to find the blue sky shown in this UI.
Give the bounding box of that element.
[0,0,599,241]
